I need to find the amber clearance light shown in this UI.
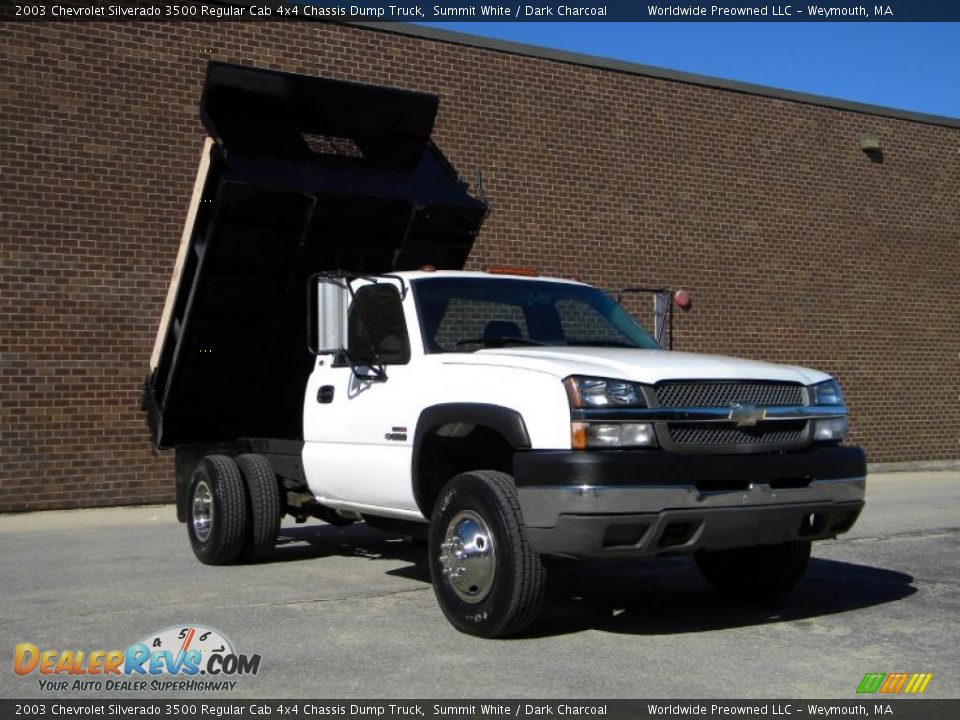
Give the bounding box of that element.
[484,265,540,277]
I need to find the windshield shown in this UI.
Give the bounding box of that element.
[413,277,661,353]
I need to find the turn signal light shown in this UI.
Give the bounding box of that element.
[571,422,657,449]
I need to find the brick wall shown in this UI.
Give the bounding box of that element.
[2,21,958,512]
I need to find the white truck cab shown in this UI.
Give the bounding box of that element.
[144,64,865,638]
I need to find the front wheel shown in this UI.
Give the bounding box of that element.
[695,540,812,598]
[429,470,547,638]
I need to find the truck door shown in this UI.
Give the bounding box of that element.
[302,281,421,513]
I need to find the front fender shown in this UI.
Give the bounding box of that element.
[411,403,530,514]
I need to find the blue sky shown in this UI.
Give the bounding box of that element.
[422,23,960,119]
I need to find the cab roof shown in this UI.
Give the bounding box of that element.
[392,270,589,286]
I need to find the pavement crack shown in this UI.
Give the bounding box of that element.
[233,585,433,610]
[912,577,960,589]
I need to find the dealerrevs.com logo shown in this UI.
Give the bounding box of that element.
[14,625,261,692]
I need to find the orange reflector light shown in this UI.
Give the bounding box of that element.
[484,265,540,277]
[563,377,582,407]
[571,422,588,450]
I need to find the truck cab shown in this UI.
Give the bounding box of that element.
[143,64,865,638]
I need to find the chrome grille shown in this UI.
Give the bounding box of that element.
[655,381,804,408]
[667,421,807,447]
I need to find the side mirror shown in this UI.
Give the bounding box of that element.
[308,274,349,355]
[654,289,691,349]
[653,291,672,349]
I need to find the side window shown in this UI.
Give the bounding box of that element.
[347,284,410,365]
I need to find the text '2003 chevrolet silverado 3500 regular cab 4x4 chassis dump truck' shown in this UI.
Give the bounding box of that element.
[142,63,866,638]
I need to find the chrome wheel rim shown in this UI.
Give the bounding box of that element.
[439,510,496,604]
[192,480,213,543]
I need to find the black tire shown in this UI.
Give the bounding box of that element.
[695,540,812,598]
[187,455,248,565]
[235,453,283,562]
[429,470,547,638]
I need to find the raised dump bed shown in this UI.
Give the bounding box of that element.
[143,62,488,448]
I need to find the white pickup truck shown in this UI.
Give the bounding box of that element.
[143,63,865,638]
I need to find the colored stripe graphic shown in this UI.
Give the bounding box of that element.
[858,672,932,694]
[906,674,933,694]
[857,673,885,693]
[880,673,909,693]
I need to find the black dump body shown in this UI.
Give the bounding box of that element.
[143,63,488,448]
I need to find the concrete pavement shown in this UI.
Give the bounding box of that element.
[1,471,957,699]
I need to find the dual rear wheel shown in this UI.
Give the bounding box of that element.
[187,454,282,565]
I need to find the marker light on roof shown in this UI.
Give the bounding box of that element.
[484,265,540,277]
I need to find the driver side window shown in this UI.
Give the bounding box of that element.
[347,284,410,365]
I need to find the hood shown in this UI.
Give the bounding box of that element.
[444,347,830,385]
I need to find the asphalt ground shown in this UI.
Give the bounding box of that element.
[1,471,957,699]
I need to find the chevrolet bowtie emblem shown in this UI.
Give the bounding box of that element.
[729,402,765,427]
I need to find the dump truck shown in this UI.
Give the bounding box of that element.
[143,63,866,638]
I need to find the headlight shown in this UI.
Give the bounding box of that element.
[809,380,847,441]
[565,376,655,448]
[809,379,844,406]
[564,376,646,408]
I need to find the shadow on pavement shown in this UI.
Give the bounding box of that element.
[532,555,916,638]
[272,522,430,579]
[271,523,916,637]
